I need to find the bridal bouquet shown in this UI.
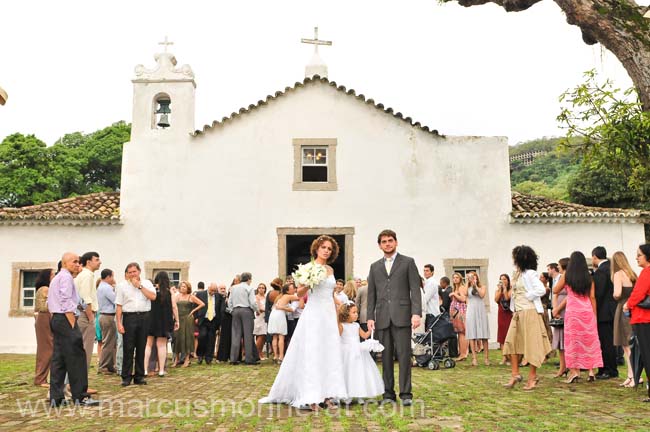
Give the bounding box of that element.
[292,259,327,290]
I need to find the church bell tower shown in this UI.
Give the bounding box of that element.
[130,37,196,139]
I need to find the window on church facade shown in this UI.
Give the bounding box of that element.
[301,147,328,182]
[293,138,337,191]
[154,269,181,287]
[144,261,190,288]
[452,267,480,284]
[442,258,490,311]
[20,270,38,309]
[10,262,56,317]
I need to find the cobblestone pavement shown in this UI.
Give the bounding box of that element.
[0,353,645,431]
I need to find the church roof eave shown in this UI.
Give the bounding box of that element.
[190,75,443,138]
[0,192,121,225]
[3,191,645,225]
[510,191,648,224]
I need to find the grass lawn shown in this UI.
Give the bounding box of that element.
[0,351,646,431]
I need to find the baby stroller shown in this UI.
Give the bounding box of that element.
[412,308,457,370]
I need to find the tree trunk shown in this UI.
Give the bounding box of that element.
[454,0,650,109]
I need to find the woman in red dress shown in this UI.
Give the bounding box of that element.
[494,274,513,365]
[626,244,650,402]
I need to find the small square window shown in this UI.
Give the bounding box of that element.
[452,267,480,284]
[10,262,57,317]
[21,271,39,310]
[301,146,329,183]
[153,269,181,287]
[145,261,190,290]
[293,139,337,191]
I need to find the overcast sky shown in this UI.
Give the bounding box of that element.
[0,0,644,146]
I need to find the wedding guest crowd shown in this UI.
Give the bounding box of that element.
[32,241,650,406]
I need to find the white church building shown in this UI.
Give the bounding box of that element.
[1,37,647,352]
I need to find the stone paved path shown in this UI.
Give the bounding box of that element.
[0,353,645,431]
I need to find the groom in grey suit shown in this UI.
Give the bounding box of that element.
[367,229,422,405]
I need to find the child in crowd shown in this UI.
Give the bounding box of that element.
[337,302,383,404]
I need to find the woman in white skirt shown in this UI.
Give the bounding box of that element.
[267,284,298,364]
[253,283,268,360]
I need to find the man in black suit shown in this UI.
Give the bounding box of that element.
[367,229,422,406]
[194,282,223,365]
[592,246,618,379]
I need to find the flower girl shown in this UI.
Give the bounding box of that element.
[337,302,384,404]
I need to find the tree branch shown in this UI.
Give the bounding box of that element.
[448,0,650,109]
[457,0,543,12]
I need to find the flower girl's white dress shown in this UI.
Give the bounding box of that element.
[340,322,384,399]
[259,275,347,407]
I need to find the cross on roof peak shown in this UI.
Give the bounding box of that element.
[300,27,332,54]
[158,36,174,53]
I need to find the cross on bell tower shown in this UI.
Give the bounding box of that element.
[158,36,174,53]
[301,27,332,78]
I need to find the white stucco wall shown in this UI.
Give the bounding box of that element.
[1,75,646,352]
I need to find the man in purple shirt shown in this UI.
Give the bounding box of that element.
[48,252,99,407]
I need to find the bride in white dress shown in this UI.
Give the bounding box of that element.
[259,235,348,410]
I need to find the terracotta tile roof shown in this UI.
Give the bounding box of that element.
[0,192,120,225]
[191,75,442,137]
[511,191,647,223]
[1,191,644,225]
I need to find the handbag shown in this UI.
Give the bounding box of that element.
[549,318,564,327]
[637,295,650,309]
[451,310,465,333]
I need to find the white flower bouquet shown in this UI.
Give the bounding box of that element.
[292,259,327,290]
[360,331,385,353]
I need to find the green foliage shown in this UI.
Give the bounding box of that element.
[510,138,578,201]
[568,160,638,208]
[0,133,58,207]
[0,122,130,207]
[557,69,650,209]
[52,121,130,196]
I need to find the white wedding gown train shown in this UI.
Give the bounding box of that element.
[259,275,348,407]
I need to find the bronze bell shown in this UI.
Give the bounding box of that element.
[157,113,170,128]
[156,99,171,128]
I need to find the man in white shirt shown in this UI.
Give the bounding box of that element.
[115,262,156,386]
[423,264,441,330]
[547,263,561,290]
[74,252,101,371]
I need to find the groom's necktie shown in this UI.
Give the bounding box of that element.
[385,257,393,275]
[207,295,214,321]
